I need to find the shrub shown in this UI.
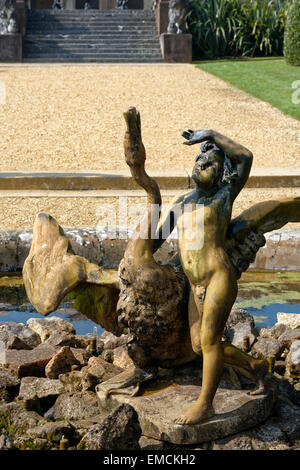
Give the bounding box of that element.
[187,0,287,59]
[284,0,300,65]
[233,0,287,57]
[186,0,238,59]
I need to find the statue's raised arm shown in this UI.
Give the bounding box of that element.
[182,129,253,201]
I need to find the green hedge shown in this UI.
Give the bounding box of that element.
[187,0,287,59]
[284,0,300,65]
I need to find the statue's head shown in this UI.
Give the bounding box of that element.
[192,141,237,191]
[192,141,225,190]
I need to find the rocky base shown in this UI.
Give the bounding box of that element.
[0,310,299,450]
[96,364,278,445]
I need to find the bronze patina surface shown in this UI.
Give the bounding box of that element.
[23,107,300,426]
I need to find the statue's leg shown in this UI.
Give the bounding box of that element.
[222,342,268,395]
[175,269,237,425]
[186,279,268,395]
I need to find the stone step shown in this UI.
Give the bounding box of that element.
[27,17,156,22]
[27,20,156,24]
[24,42,161,49]
[25,32,158,37]
[23,48,162,54]
[26,26,157,30]
[24,38,160,44]
[26,21,156,26]
[26,28,157,34]
[22,57,163,63]
[26,18,156,22]
[23,50,162,57]
[25,34,158,40]
[23,47,162,54]
[22,57,163,62]
[24,9,162,62]
[27,9,154,15]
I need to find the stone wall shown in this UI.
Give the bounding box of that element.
[1,227,300,274]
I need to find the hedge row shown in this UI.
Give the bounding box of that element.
[284,0,300,65]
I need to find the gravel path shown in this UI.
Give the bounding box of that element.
[0,64,299,172]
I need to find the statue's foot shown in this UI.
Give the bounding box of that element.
[249,359,268,396]
[174,403,215,425]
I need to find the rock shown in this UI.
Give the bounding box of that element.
[0,322,40,350]
[27,317,75,343]
[0,368,20,391]
[45,346,80,379]
[7,336,32,350]
[273,373,299,405]
[285,340,300,379]
[263,442,291,450]
[226,308,255,329]
[2,344,58,378]
[139,435,166,450]
[26,421,74,444]
[0,402,48,438]
[81,357,123,391]
[69,415,106,438]
[251,337,284,359]
[254,420,287,446]
[101,349,114,363]
[70,347,90,366]
[59,370,83,393]
[226,322,257,350]
[278,329,300,348]
[259,323,287,340]
[77,404,141,450]
[273,398,300,443]
[113,345,136,369]
[73,334,95,350]
[42,331,79,348]
[73,334,104,350]
[19,376,63,403]
[96,365,278,445]
[13,436,52,450]
[0,389,11,405]
[212,433,254,450]
[0,430,14,450]
[277,313,300,330]
[100,331,129,350]
[45,391,100,421]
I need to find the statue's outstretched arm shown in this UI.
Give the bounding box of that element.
[182,129,253,200]
[123,107,162,256]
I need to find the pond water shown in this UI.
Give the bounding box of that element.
[236,270,300,327]
[0,275,101,336]
[0,270,300,333]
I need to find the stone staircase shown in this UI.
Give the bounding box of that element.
[23,9,163,63]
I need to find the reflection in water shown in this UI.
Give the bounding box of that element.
[0,274,104,335]
[1,270,300,331]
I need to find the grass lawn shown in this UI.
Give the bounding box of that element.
[196,59,300,121]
